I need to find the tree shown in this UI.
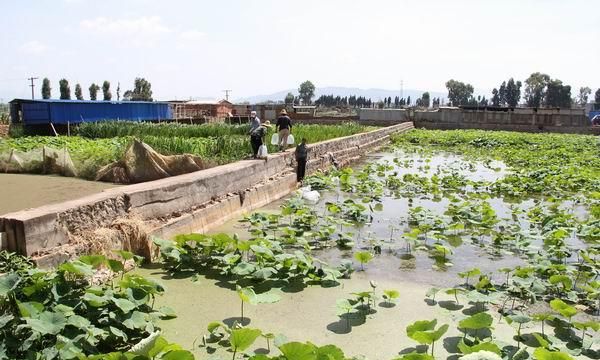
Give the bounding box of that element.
[41,78,51,99]
[577,87,591,106]
[128,77,153,101]
[545,79,571,108]
[116,82,121,101]
[59,79,71,100]
[298,81,315,105]
[524,72,550,108]
[445,79,474,106]
[123,90,133,101]
[595,88,600,104]
[407,96,411,106]
[491,88,500,106]
[505,78,522,107]
[89,83,100,100]
[498,81,507,106]
[284,92,295,105]
[420,92,430,108]
[74,83,83,100]
[102,81,112,101]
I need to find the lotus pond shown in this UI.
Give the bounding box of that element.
[1,129,598,360]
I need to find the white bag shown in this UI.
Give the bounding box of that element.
[257,144,268,158]
[299,186,320,203]
[287,134,295,145]
[270,133,279,145]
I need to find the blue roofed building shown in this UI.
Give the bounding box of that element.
[9,98,172,126]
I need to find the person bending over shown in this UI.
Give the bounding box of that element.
[250,120,271,158]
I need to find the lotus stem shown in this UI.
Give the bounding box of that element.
[346,310,350,330]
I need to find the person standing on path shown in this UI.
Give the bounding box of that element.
[276,109,292,152]
[250,121,271,159]
[249,111,260,132]
[248,111,261,157]
[295,138,308,182]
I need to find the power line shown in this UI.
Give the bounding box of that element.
[27,76,38,100]
[222,89,232,101]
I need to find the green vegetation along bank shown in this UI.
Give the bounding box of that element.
[0,122,375,181]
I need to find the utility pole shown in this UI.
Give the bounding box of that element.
[28,76,39,99]
[222,89,232,101]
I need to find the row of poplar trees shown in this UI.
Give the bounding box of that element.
[41,78,115,101]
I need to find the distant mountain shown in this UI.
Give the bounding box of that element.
[236,87,447,104]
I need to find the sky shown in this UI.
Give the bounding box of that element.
[1,0,599,102]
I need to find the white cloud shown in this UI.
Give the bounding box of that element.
[80,16,172,36]
[179,30,205,41]
[80,16,174,48]
[19,40,48,54]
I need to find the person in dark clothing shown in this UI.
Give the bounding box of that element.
[250,120,271,158]
[295,138,308,182]
[276,109,292,151]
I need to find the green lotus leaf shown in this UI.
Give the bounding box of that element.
[230,328,262,352]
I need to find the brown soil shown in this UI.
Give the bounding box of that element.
[0,173,116,215]
[0,125,8,138]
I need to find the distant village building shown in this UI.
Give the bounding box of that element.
[171,99,233,121]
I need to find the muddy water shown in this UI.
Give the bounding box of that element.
[0,173,116,214]
[139,266,524,359]
[136,151,569,358]
[205,151,529,287]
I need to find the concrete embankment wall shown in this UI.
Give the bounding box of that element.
[0,122,414,266]
[413,108,595,134]
[354,107,598,134]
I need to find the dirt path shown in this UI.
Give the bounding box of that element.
[0,173,117,215]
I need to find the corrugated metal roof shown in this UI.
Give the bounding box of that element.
[184,99,232,105]
[10,98,169,105]
[11,99,172,125]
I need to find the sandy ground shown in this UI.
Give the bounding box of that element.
[138,266,528,360]
[0,173,116,214]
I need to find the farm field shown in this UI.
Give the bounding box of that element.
[0,173,116,214]
[0,129,599,360]
[0,121,375,181]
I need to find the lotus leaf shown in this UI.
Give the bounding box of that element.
[459,312,494,330]
[26,311,67,335]
[230,328,262,352]
[278,341,317,360]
